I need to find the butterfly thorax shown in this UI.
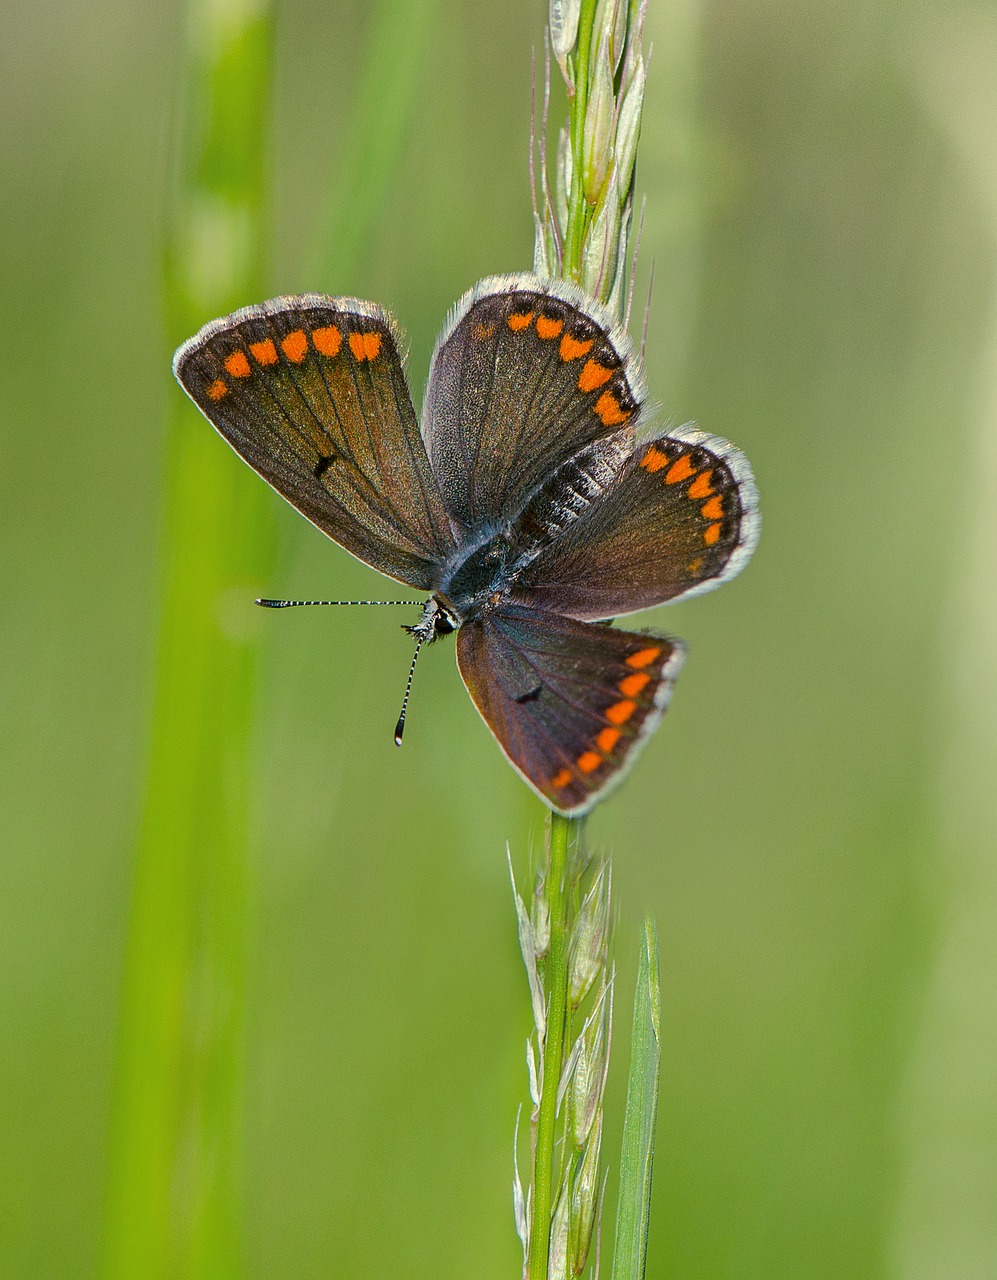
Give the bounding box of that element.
[436,534,515,622]
[431,430,634,634]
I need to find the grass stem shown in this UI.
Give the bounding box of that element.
[528,810,574,1280]
[564,0,600,278]
[521,2,650,1272]
[102,5,276,1277]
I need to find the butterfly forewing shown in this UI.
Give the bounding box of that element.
[510,428,759,620]
[456,605,685,816]
[422,276,644,533]
[174,296,455,590]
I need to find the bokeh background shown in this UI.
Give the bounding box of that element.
[3,0,996,1277]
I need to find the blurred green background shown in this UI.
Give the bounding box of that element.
[2,0,996,1277]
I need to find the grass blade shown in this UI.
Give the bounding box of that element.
[611,917,661,1280]
[310,0,442,285]
[102,4,276,1277]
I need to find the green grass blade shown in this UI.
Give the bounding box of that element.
[526,810,574,1280]
[611,917,662,1280]
[104,2,445,1275]
[102,4,276,1278]
[310,0,441,285]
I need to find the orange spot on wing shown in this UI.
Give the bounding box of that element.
[700,496,724,520]
[507,310,534,331]
[578,359,613,392]
[281,330,308,363]
[619,671,650,698]
[472,322,495,341]
[551,768,573,789]
[626,646,662,669]
[577,751,602,774]
[206,379,227,401]
[536,314,563,339]
[640,446,668,473]
[224,351,250,378]
[250,339,277,366]
[606,699,637,726]
[704,522,722,545]
[687,469,714,499]
[312,325,342,357]
[665,455,695,484]
[349,331,381,360]
[687,557,704,575]
[560,333,593,361]
[597,727,621,753]
[594,391,629,426]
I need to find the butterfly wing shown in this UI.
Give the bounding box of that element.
[173,295,455,590]
[456,605,685,816]
[510,427,760,620]
[421,274,644,534]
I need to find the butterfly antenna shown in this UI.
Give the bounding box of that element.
[256,597,419,608]
[393,632,427,746]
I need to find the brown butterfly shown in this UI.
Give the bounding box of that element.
[174,275,759,814]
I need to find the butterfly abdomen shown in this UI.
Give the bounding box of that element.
[508,432,631,569]
[438,432,633,621]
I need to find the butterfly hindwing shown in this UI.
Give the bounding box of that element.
[173,295,455,590]
[510,427,760,620]
[456,605,685,816]
[422,275,644,534]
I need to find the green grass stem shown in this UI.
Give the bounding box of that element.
[104,3,445,1274]
[611,918,662,1280]
[527,810,573,1280]
[563,0,600,278]
[523,1,651,1271]
[311,0,442,285]
[102,6,277,1279]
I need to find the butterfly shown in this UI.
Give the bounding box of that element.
[173,274,759,816]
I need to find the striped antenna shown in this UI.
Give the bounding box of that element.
[256,598,420,608]
[393,632,427,746]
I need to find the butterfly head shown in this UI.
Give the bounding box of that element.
[405,596,460,646]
